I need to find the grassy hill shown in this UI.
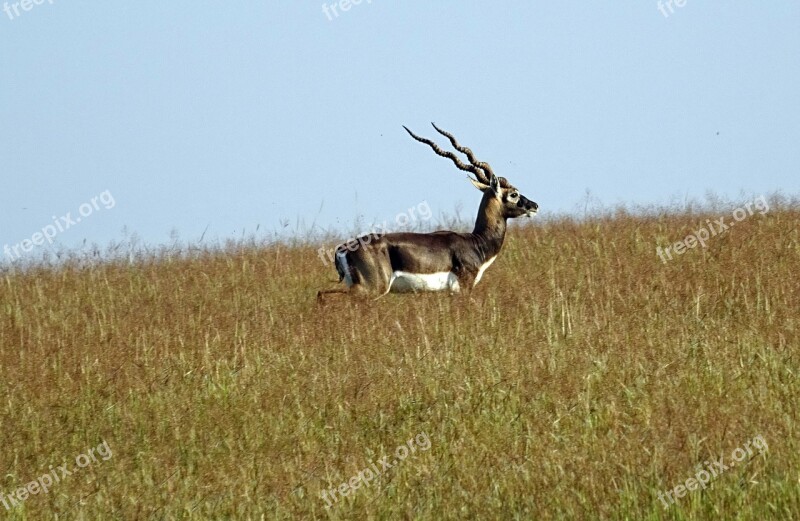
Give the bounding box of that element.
[1,197,798,519]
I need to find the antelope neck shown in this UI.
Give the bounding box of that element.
[471,198,507,262]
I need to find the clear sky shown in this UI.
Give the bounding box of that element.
[2,2,798,258]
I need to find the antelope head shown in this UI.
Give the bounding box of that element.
[402,123,538,223]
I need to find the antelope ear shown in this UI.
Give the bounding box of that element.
[469,177,490,191]
[489,174,501,199]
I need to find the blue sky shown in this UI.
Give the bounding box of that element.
[2,2,798,258]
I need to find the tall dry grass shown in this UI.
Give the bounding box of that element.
[1,196,799,519]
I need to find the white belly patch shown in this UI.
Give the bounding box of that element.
[389,271,461,293]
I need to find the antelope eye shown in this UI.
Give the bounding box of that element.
[510,192,519,199]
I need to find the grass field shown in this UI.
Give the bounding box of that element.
[1,196,799,519]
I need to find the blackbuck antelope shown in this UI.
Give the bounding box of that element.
[318,123,538,299]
